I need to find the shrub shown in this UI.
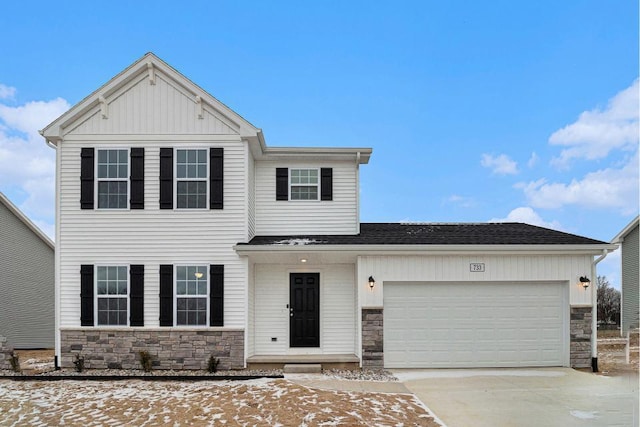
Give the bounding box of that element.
[73,354,85,373]
[207,355,220,373]
[139,351,153,372]
[9,352,20,373]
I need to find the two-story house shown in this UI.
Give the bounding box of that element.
[41,53,615,371]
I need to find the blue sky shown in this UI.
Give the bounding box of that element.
[0,1,637,287]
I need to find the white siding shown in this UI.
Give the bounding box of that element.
[67,71,239,136]
[252,264,356,355]
[254,161,358,235]
[58,139,248,329]
[357,254,594,308]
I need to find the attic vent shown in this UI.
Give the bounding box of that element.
[98,95,108,119]
[147,62,156,85]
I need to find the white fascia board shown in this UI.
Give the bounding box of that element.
[234,243,617,256]
[256,147,372,164]
[0,192,54,249]
[611,215,639,243]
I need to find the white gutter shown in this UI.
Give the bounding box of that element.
[591,248,613,371]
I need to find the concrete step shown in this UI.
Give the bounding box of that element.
[283,364,322,373]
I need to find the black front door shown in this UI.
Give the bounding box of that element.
[290,273,320,347]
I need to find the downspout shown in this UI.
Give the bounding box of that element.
[591,249,611,372]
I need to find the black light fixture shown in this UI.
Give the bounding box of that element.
[579,276,591,289]
[368,276,376,290]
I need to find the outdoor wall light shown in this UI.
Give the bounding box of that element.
[368,276,376,290]
[300,258,307,263]
[579,276,591,289]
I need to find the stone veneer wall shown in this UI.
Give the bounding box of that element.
[570,307,592,368]
[0,335,12,370]
[60,329,244,370]
[362,308,384,368]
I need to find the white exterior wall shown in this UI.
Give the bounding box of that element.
[251,264,356,355]
[357,254,594,308]
[254,160,358,235]
[247,149,256,239]
[57,138,248,329]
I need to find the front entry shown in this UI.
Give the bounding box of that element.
[290,273,320,347]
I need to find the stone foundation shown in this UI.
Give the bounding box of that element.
[0,335,13,370]
[570,307,592,368]
[60,328,244,370]
[362,308,384,368]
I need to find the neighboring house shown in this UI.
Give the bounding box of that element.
[41,53,616,371]
[0,192,54,349]
[612,216,640,335]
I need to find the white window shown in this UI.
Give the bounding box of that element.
[96,266,128,326]
[97,149,129,209]
[290,168,319,200]
[176,149,207,209]
[175,265,208,326]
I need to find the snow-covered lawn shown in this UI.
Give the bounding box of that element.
[0,378,439,426]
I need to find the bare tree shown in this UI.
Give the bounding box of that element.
[597,275,620,325]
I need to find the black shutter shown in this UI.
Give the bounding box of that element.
[276,168,288,201]
[159,148,173,209]
[80,264,94,326]
[321,168,333,201]
[210,148,223,209]
[80,148,94,209]
[130,148,145,209]
[210,265,224,326]
[129,265,144,326]
[159,265,173,326]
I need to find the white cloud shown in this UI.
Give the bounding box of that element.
[480,153,518,175]
[597,249,621,290]
[489,206,562,230]
[519,151,639,215]
[550,79,639,168]
[527,152,539,168]
[0,88,70,236]
[0,84,16,100]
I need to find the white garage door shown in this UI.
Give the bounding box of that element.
[384,282,567,368]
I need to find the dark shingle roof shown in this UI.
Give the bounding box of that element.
[242,223,607,246]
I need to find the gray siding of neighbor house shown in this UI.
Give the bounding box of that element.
[621,224,639,334]
[0,201,54,348]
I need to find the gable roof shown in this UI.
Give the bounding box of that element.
[40,52,262,144]
[611,216,640,243]
[0,192,54,250]
[240,222,608,247]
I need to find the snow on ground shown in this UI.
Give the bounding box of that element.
[0,378,440,426]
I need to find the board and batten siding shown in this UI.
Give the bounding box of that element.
[247,150,256,240]
[254,161,358,235]
[0,201,54,348]
[357,254,594,308]
[251,264,356,355]
[57,139,248,329]
[66,71,239,136]
[621,224,639,333]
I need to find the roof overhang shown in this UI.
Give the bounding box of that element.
[611,215,639,243]
[246,144,372,164]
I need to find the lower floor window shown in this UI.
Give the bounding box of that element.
[176,265,208,325]
[96,266,128,325]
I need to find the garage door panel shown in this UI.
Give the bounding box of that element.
[384,282,567,368]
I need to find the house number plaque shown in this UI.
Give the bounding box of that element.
[470,263,485,272]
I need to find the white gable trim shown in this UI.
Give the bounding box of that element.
[611,216,639,243]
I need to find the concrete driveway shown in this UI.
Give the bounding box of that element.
[393,368,639,427]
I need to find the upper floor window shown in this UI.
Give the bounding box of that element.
[175,265,208,326]
[290,168,319,200]
[97,149,129,209]
[96,266,128,326]
[176,149,207,209]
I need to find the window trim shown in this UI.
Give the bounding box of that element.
[173,264,210,327]
[94,264,130,327]
[95,147,131,210]
[289,167,320,201]
[173,147,209,210]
